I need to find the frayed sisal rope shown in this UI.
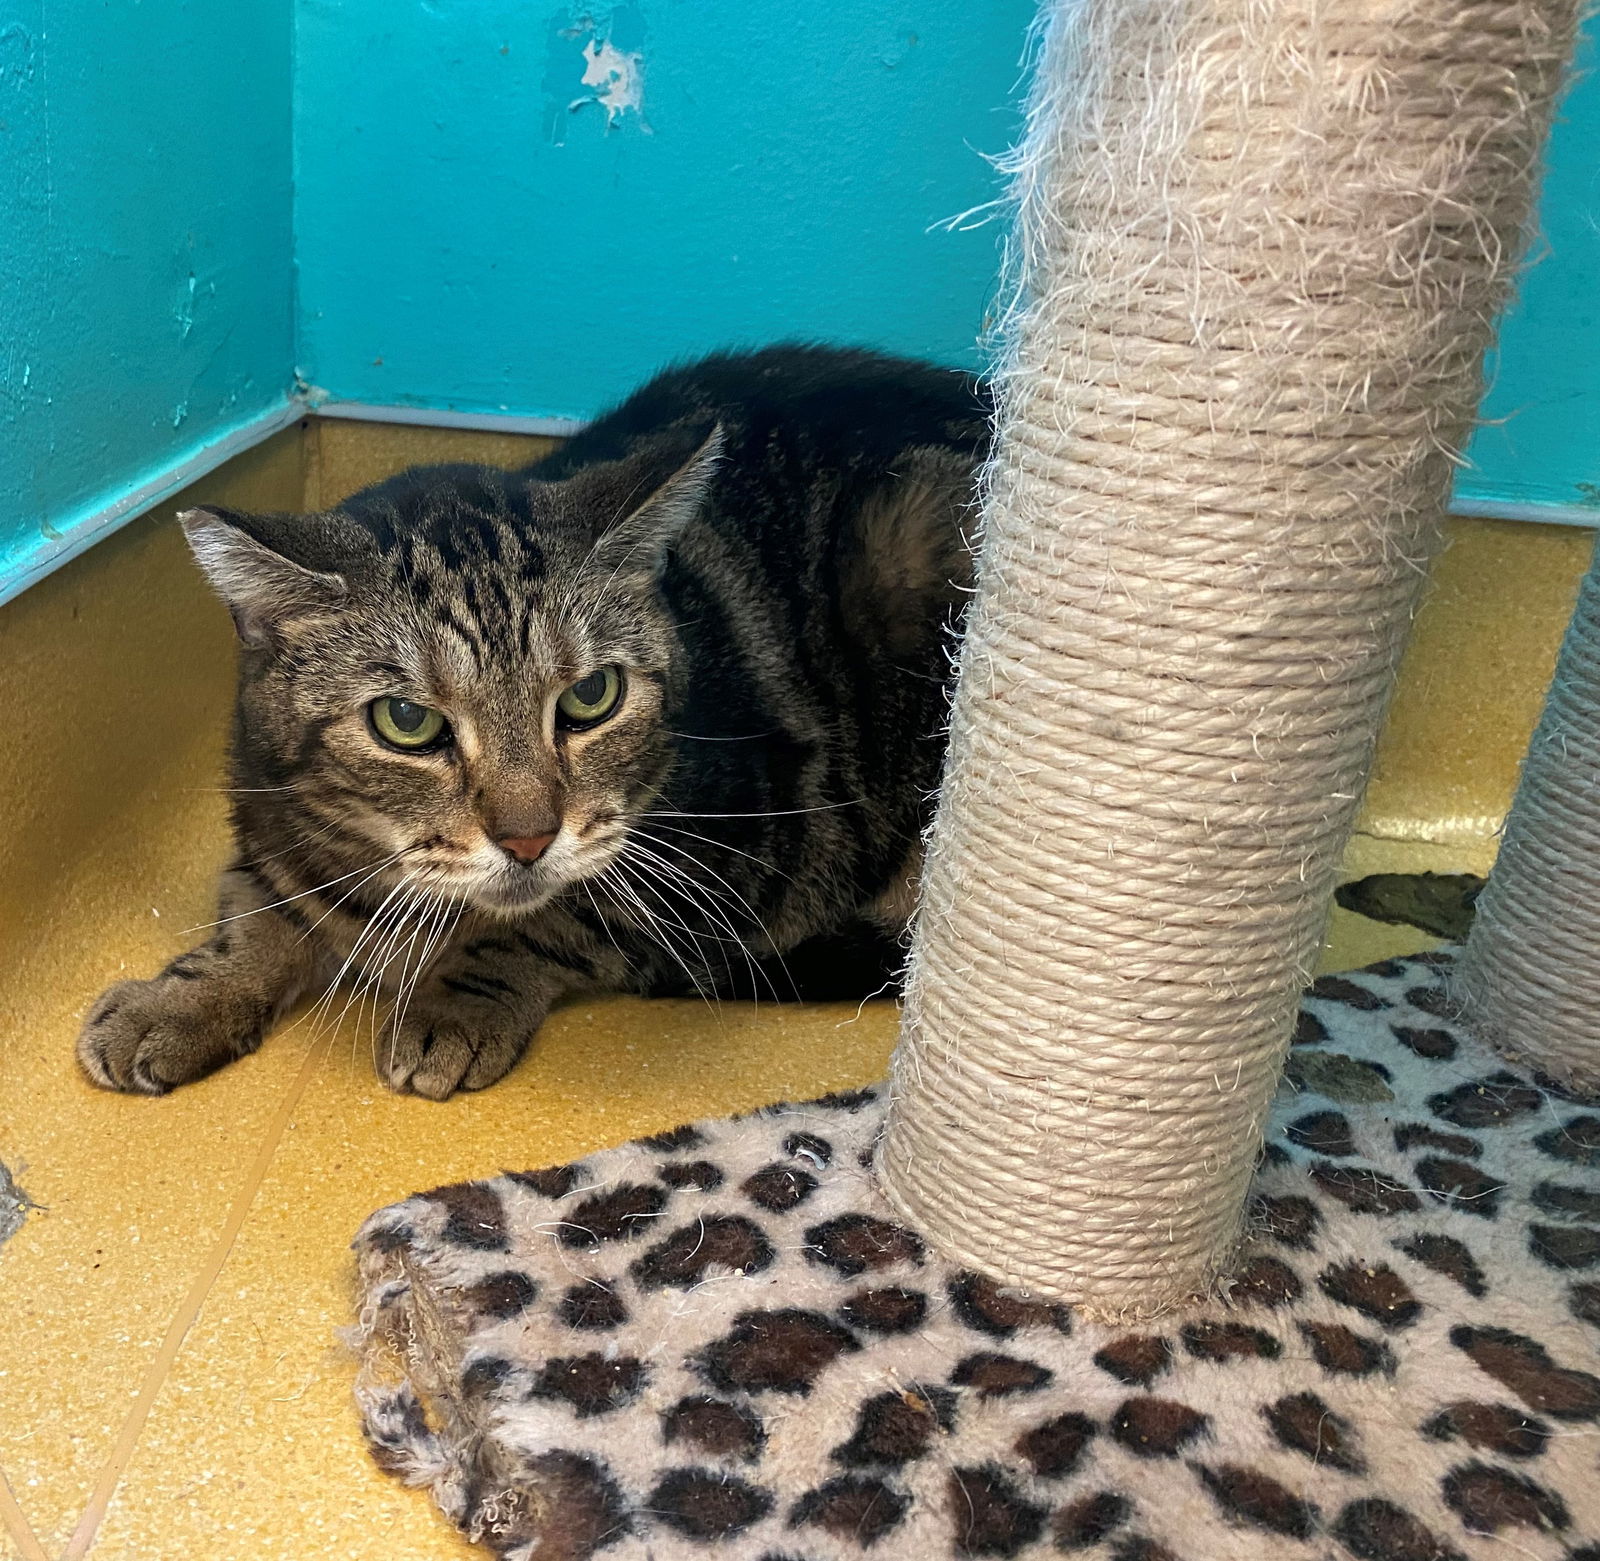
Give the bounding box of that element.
[878,0,1581,1313]
[1455,542,1600,1093]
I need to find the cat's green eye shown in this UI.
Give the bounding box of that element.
[369,697,449,751]
[556,665,623,728]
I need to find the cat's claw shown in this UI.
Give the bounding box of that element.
[379,1013,529,1100]
[76,977,265,1095]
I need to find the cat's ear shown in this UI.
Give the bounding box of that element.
[592,424,725,582]
[180,507,350,646]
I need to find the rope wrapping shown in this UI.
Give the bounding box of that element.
[878,0,1580,1312]
[1455,544,1600,1093]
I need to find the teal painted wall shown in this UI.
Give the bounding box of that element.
[295,0,1600,515]
[2,0,1597,607]
[0,0,294,593]
[1459,23,1600,518]
[292,0,1036,420]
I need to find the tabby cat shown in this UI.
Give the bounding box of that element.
[78,346,989,1099]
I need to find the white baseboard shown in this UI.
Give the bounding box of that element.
[310,399,588,439]
[1448,495,1600,529]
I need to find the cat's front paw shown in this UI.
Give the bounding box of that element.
[77,976,267,1095]
[378,1009,531,1100]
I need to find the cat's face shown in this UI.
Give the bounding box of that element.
[184,431,719,917]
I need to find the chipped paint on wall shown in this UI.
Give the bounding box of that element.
[577,38,645,128]
[541,4,652,144]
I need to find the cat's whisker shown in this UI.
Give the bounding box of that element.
[180,847,412,937]
[319,891,417,1062]
[400,892,462,1021]
[617,838,755,934]
[623,831,794,1005]
[593,862,689,973]
[594,862,718,1012]
[640,800,865,820]
[352,882,442,1068]
[661,730,777,743]
[294,855,405,947]
[244,814,349,871]
[387,890,462,1074]
[614,850,754,964]
[647,882,767,1008]
[308,884,421,1043]
[661,874,783,1008]
[610,845,783,1013]
[617,839,764,967]
[615,851,742,994]
[300,873,420,1052]
[294,838,435,944]
[361,886,436,1073]
[357,881,422,1002]
[382,892,441,1054]
[627,828,781,926]
[190,782,306,795]
[628,827,779,929]
[376,878,455,1028]
[583,870,651,969]
[580,880,633,968]
[388,882,460,1004]
[634,819,796,883]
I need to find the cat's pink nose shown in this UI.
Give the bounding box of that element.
[497,832,558,865]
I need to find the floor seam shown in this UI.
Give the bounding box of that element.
[58,1043,324,1560]
[0,1463,50,1561]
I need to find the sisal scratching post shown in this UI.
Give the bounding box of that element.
[878,0,1581,1311]
[1454,539,1600,1093]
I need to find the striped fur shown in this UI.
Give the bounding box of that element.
[77,346,990,1098]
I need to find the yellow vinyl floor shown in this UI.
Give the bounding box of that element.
[0,417,1592,1560]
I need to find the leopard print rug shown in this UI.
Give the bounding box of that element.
[351,953,1600,1560]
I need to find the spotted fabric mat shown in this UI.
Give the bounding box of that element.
[351,954,1600,1560]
